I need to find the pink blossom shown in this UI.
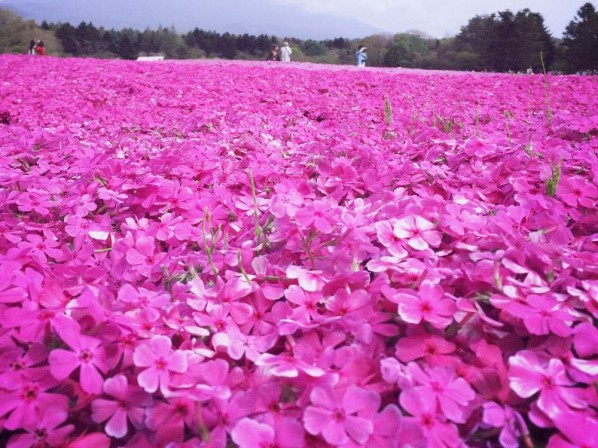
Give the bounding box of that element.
[303,385,379,445]
[285,284,322,322]
[509,350,587,418]
[404,362,475,423]
[7,406,73,448]
[91,374,151,438]
[125,235,167,277]
[392,284,456,329]
[340,404,426,448]
[16,233,64,263]
[547,412,598,448]
[295,199,337,234]
[392,215,441,250]
[145,397,197,446]
[0,381,69,431]
[399,388,462,448]
[558,176,598,208]
[133,335,188,394]
[375,219,408,258]
[48,328,107,394]
[507,294,573,337]
[482,402,528,448]
[285,265,326,292]
[231,417,305,448]
[395,332,456,362]
[255,353,325,378]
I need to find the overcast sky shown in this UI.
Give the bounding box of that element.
[273,0,589,38]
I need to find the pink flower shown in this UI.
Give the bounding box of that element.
[507,294,572,337]
[91,374,151,438]
[286,265,326,292]
[392,215,441,250]
[392,284,456,329]
[303,385,378,445]
[341,405,426,448]
[125,235,167,277]
[295,199,337,234]
[255,353,325,378]
[326,288,370,316]
[404,362,475,423]
[509,350,587,419]
[0,260,28,304]
[573,322,598,358]
[558,176,598,208]
[270,188,304,218]
[16,233,64,263]
[482,402,528,448]
[548,412,598,448]
[7,406,73,448]
[133,335,188,394]
[285,284,322,322]
[145,396,196,446]
[399,388,462,448]
[231,417,305,448]
[395,333,456,362]
[0,381,69,431]
[15,190,55,216]
[48,328,107,394]
[375,219,408,258]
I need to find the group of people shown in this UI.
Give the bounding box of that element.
[267,42,293,62]
[267,41,368,67]
[28,40,46,56]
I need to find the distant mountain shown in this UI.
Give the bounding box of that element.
[0,0,384,39]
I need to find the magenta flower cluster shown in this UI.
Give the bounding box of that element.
[0,55,597,447]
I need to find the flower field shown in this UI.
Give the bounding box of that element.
[0,54,597,447]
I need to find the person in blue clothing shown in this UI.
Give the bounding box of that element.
[356,45,367,67]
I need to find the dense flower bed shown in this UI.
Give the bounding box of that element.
[0,54,597,447]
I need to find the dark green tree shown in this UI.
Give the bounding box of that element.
[383,41,411,67]
[55,23,81,55]
[219,32,237,59]
[302,39,327,56]
[456,9,554,72]
[563,2,598,71]
[513,9,555,71]
[75,22,104,55]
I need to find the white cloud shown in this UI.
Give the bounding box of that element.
[273,0,590,37]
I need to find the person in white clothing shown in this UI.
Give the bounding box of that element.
[280,42,292,62]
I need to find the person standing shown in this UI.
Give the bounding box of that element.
[28,39,36,55]
[356,45,367,67]
[267,44,279,61]
[34,40,46,56]
[280,42,292,62]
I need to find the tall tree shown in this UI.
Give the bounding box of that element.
[563,2,598,71]
[456,9,554,72]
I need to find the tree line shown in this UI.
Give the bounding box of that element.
[1,3,597,73]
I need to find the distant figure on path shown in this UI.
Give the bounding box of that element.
[34,41,46,56]
[267,44,279,61]
[280,42,292,62]
[356,45,367,67]
[28,39,36,55]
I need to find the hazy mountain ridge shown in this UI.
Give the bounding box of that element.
[0,0,384,39]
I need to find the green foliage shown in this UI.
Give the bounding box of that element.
[563,2,598,72]
[545,159,562,197]
[455,8,555,72]
[0,8,60,55]
[384,95,393,125]
[302,39,327,56]
[383,42,411,67]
